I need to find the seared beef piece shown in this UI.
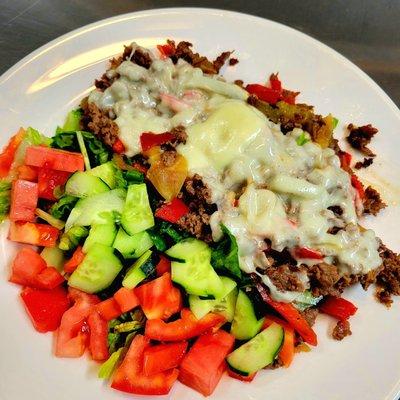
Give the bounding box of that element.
[327,205,343,216]
[375,245,400,306]
[264,264,306,292]
[332,320,352,340]
[307,263,341,297]
[80,99,119,147]
[160,150,178,167]
[354,157,374,169]
[300,307,319,327]
[229,57,239,66]
[213,51,233,72]
[94,72,119,91]
[346,123,378,157]
[363,186,387,216]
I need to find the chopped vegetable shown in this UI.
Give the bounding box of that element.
[76,131,91,170]
[113,287,140,313]
[0,128,25,178]
[319,296,358,320]
[9,179,38,222]
[35,208,65,230]
[154,197,189,223]
[59,226,88,251]
[50,195,78,220]
[293,247,323,260]
[140,132,174,152]
[296,132,310,146]
[98,348,123,379]
[88,311,109,361]
[8,221,59,247]
[0,179,11,222]
[63,109,83,131]
[112,138,125,154]
[64,246,85,273]
[96,298,122,321]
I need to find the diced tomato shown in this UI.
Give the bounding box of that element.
[179,330,235,396]
[140,132,175,152]
[96,298,122,321]
[319,296,358,320]
[55,288,99,358]
[37,166,71,201]
[143,342,188,376]
[293,247,323,260]
[256,283,317,346]
[20,286,70,333]
[64,246,85,274]
[17,165,38,181]
[25,146,84,173]
[9,179,38,222]
[0,128,25,178]
[8,221,59,247]
[34,267,64,289]
[246,84,281,104]
[157,43,175,59]
[338,151,352,170]
[112,138,125,154]
[9,247,46,286]
[145,308,225,341]
[227,368,256,382]
[155,254,171,276]
[351,174,365,199]
[87,311,109,361]
[113,287,140,313]
[155,197,189,223]
[111,334,179,395]
[135,273,182,320]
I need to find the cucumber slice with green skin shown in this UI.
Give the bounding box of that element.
[227,322,284,375]
[113,228,153,259]
[68,243,123,293]
[65,189,126,231]
[121,184,154,235]
[83,223,117,253]
[65,171,110,198]
[231,290,265,340]
[40,247,65,272]
[189,276,238,321]
[166,239,225,299]
[122,250,155,289]
[88,162,117,189]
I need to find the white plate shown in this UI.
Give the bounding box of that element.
[0,8,399,400]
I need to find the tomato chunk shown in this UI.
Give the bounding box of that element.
[96,298,122,321]
[17,165,38,181]
[155,254,171,276]
[20,286,70,333]
[113,287,139,313]
[351,174,365,199]
[10,247,46,286]
[9,179,38,222]
[38,166,71,201]
[25,146,84,172]
[143,341,188,376]
[135,273,182,320]
[35,267,65,289]
[87,311,109,361]
[155,198,189,223]
[246,84,281,104]
[111,334,179,395]
[8,221,59,247]
[140,132,175,152]
[145,309,225,341]
[179,330,235,396]
[293,247,323,260]
[319,296,358,320]
[0,128,25,178]
[112,138,125,154]
[64,246,85,274]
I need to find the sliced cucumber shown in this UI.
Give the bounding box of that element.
[68,243,123,293]
[121,184,154,235]
[40,247,65,272]
[113,228,153,259]
[189,276,238,321]
[88,162,117,189]
[231,290,264,340]
[122,250,155,289]
[166,239,225,299]
[227,322,284,375]
[65,188,126,231]
[65,171,110,198]
[59,226,89,251]
[83,223,117,253]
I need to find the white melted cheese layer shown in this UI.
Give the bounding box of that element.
[88,46,381,302]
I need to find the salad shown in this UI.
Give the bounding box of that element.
[1,40,398,397]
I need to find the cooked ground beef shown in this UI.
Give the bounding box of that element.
[234,79,244,88]
[375,244,400,306]
[363,186,386,215]
[264,264,306,292]
[327,205,343,216]
[354,157,374,169]
[94,72,118,91]
[161,126,188,150]
[160,150,177,167]
[177,174,217,242]
[229,57,239,66]
[213,51,233,72]
[80,99,119,147]
[346,123,378,157]
[307,263,341,297]
[300,307,319,327]
[332,320,352,340]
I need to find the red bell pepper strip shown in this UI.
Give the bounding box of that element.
[143,341,188,376]
[256,283,318,346]
[319,296,358,320]
[112,138,125,154]
[37,165,71,201]
[55,288,99,358]
[113,287,140,313]
[338,151,352,170]
[293,247,323,260]
[228,368,256,382]
[87,311,109,361]
[155,254,171,276]
[155,197,189,223]
[179,330,235,397]
[25,146,84,172]
[246,84,281,104]
[269,73,282,91]
[64,246,85,274]
[145,308,225,342]
[157,43,175,58]
[111,334,179,395]
[140,132,175,152]
[20,286,70,333]
[9,179,38,222]
[96,298,122,321]
[135,272,182,320]
[8,221,59,247]
[17,165,38,181]
[351,174,365,199]
[0,128,25,178]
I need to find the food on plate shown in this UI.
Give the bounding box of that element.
[1,40,399,397]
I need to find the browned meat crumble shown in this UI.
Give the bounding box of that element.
[307,263,341,297]
[376,245,400,306]
[229,57,239,66]
[264,264,306,292]
[300,308,319,328]
[332,320,352,340]
[354,157,374,169]
[346,123,378,157]
[363,186,387,216]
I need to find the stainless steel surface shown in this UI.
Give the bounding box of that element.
[0,0,399,106]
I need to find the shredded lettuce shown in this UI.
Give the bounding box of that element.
[332,117,339,129]
[35,208,65,230]
[296,132,310,146]
[59,226,89,251]
[63,109,83,132]
[294,291,322,311]
[50,195,78,220]
[0,180,11,222]
[76,131,91,170]
[211,224,242,280]
[98,348,123,380]
[147,221,189,252]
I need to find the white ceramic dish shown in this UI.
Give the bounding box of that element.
[0,8,399,400]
